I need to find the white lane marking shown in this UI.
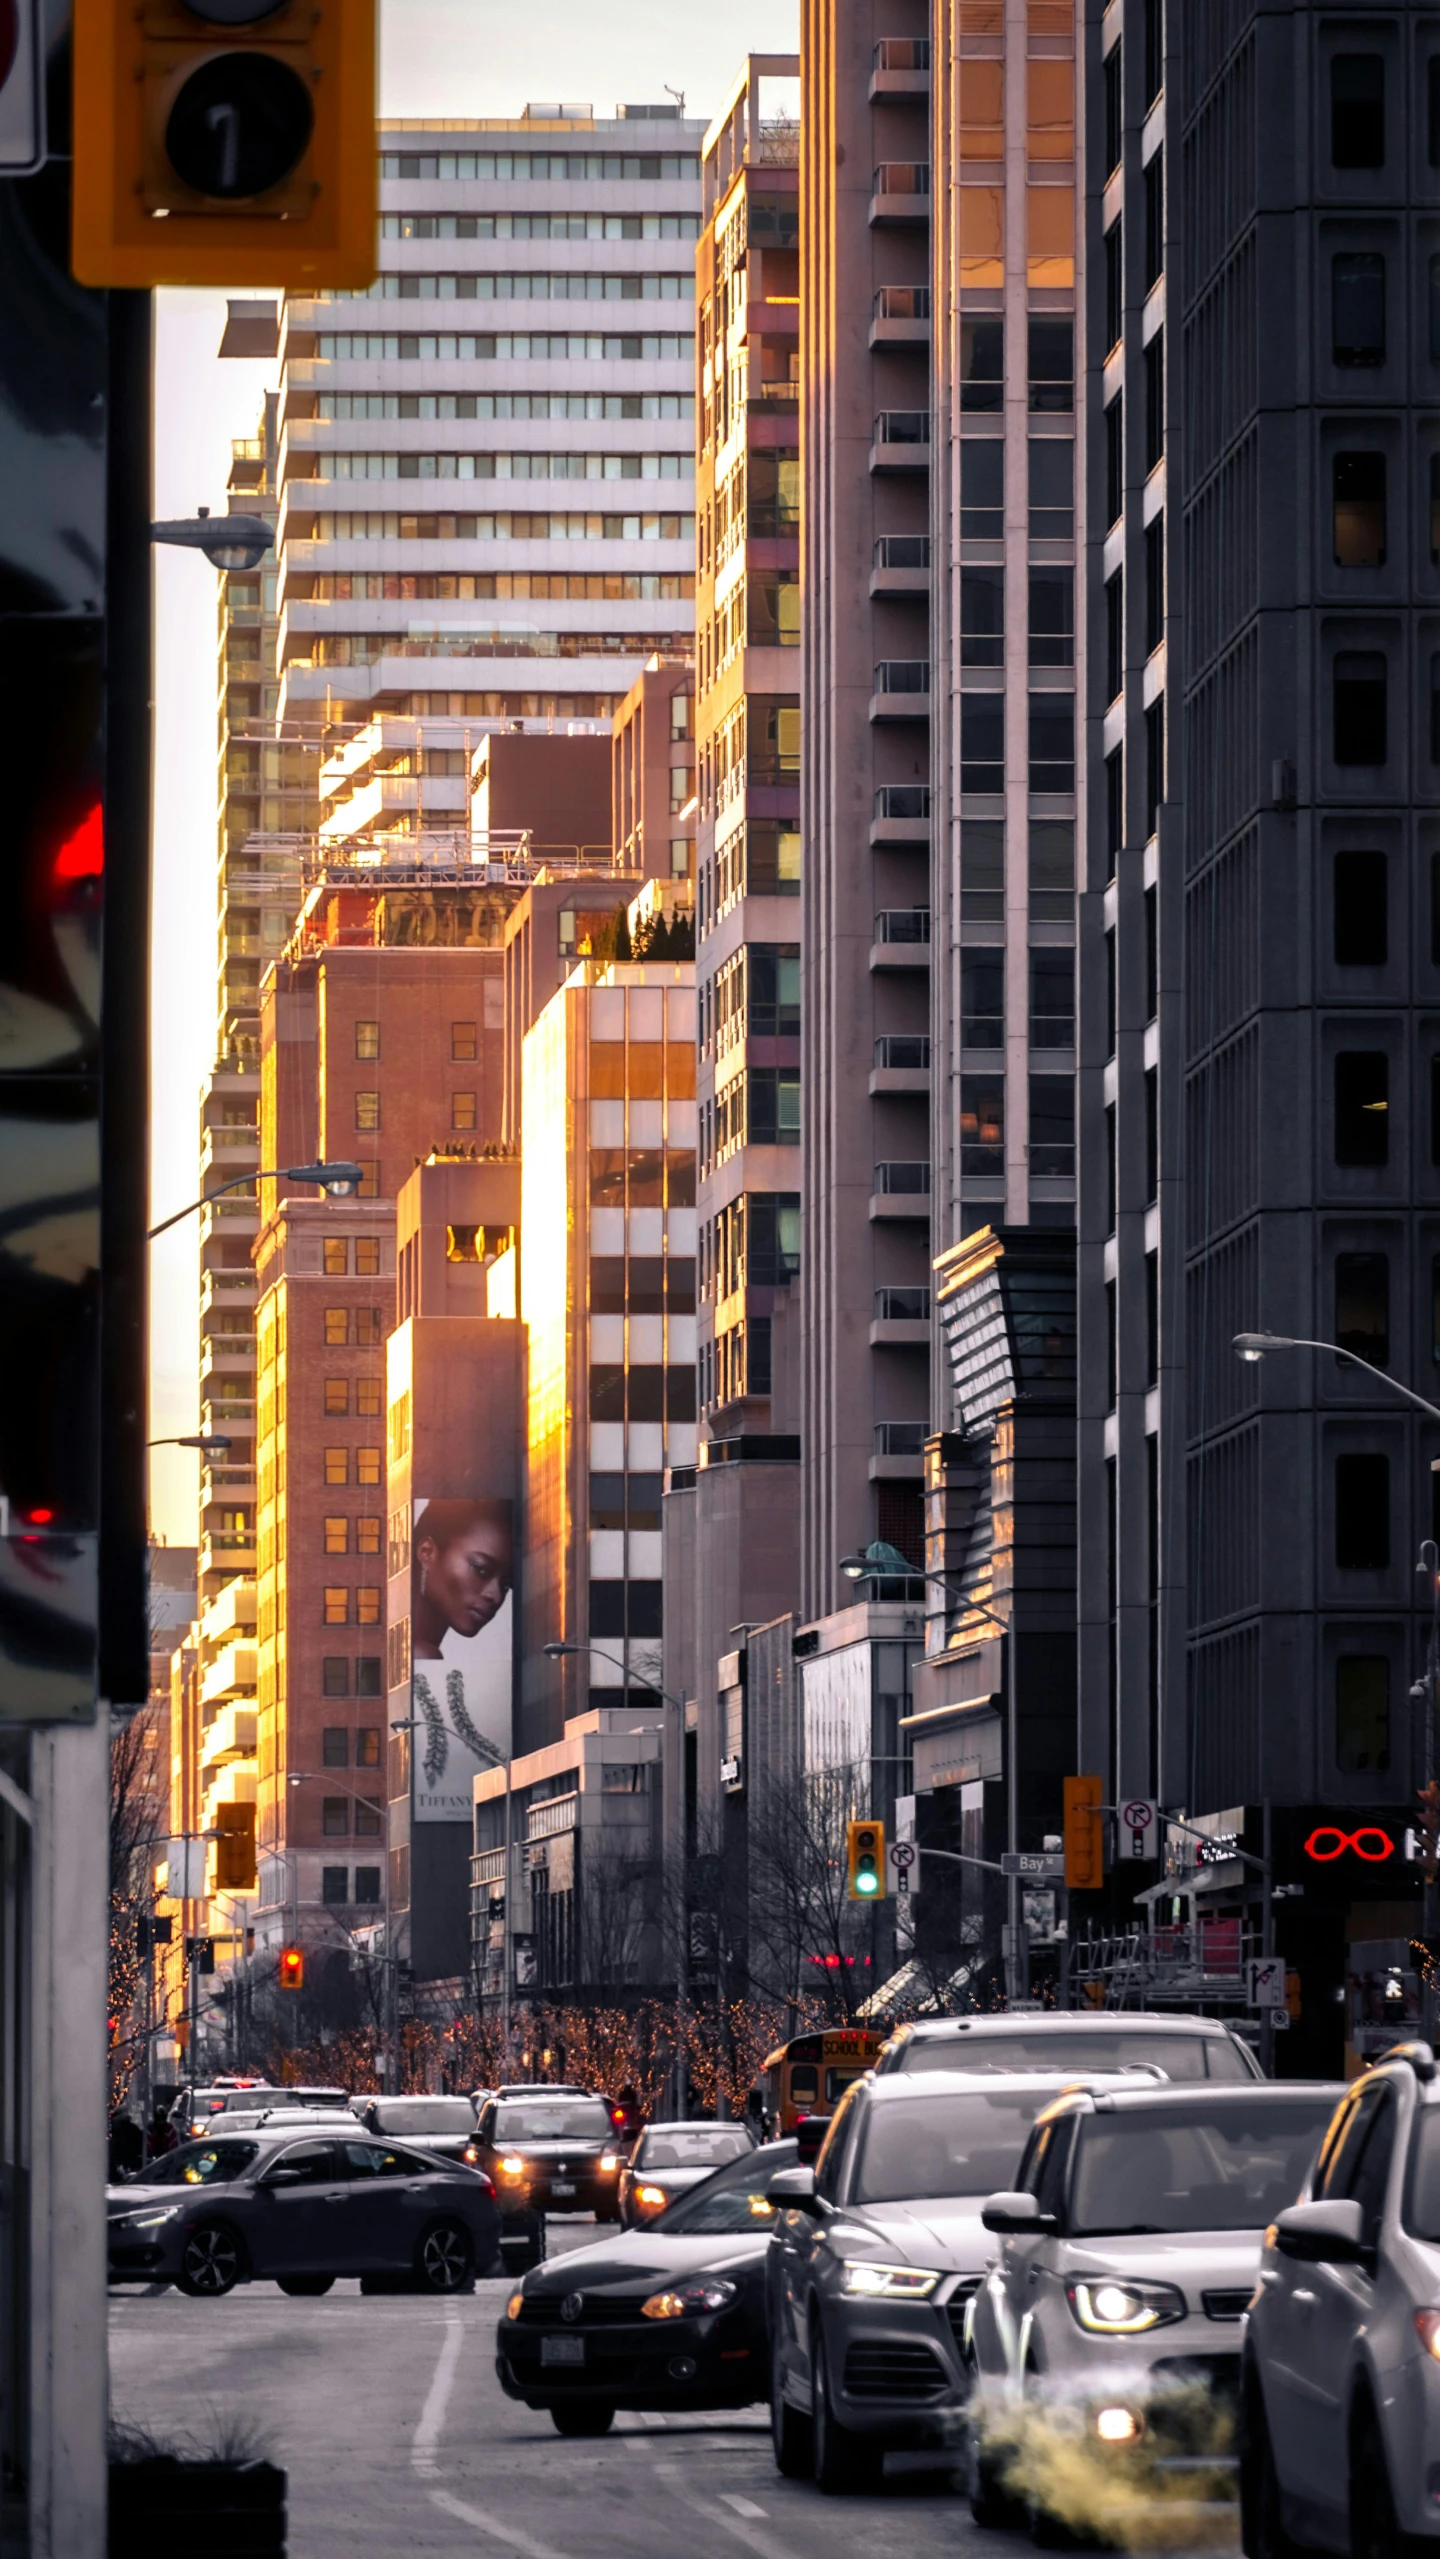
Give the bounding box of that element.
[411,2307,463,2478]
[428,2487,574,2559]
[719,2493,767,2519]
[648,2461,774,2558]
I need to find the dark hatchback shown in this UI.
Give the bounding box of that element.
[471,2094,624,2220]
[497,2136,797,2435]
[107,2126,500,2298]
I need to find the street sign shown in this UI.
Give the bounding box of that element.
[1119,1797,1158,1860]
[1247,1956,1285,2010]
[1002,1851,1065,1880]
[0,0,44,175]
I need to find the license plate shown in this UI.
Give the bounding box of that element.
[550,2181,576,2197]
[542,2335,585,2367]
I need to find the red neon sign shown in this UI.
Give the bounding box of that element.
[1304,1826,1395,1863]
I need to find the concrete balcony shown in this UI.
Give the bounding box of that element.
[200,1578,256,1647]
[870,412,930,473]
[199,1533,257,1583]
[870,288,931,350]
[870,38,931,100]
[870,661,930,721]
[201,1705,258,1774]
[200,1336,256,1392]
[870,910,931,969]
[870,787,931,848]
[870,1318,931,1347]
[870,1164,931,1222]
[200,1269,256,1319]
[869,1423,927,1481]
[199,1643,257,1712]
[870,163,931,224]
[870,535,930,598]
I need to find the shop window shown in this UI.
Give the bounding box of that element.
[1336,1653,1390,1772]
[1336,1451,1390,1568]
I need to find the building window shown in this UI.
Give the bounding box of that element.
[355,1020,380,1061]
[1144,0,1162,101]
[355,1587,381,1625]
[1333,451,1386,565]
[1432,654,1440,766]
[354,1797,383,1838]
[1331,54,1384,168]
[1027,315,1072,411]
[357,1379,381,1416]
[322,1797,349,1837]
[356,1726,382,1768]
[1106,748,1123,873]
[1029,950,1074,1049]
[324,1378,349,1414]
[1029,569,1074,667]
[324,1516,349,1554]
[1144,1252,1159,1388]
[960,567,1004,666]
[356,1447,381,1486]
[322,1727,348,1767]
[1334,651,1387,764]
[960,437,1003,538]
[1104,219,1123,349]
[1145,698,1164,834]
[961,953,1004,1049]
[1142,147,1163,289]
[324,1238,348,1276]
[355,1307,382,1345]
[961,696,1004,793]
[1336,1252,1388,1367]
[325,1447,349,1485]
[451,1021,477,1060]
[1105,395,1123,525]
[1144,331,1164,471]
[322,1865,349,1903]
[1030,1074,1073,1177]
[356,1517,381,1555]
[1105,572,1124,702]
[1144,1067,1159,1202]
[356,1655,383,1696]
[354,1090,381,1131]
[1333,252,1385,366]
[1104,40,1122,176]
[354,1866,381,1903]
[355,1236,380,1276]
[959,316,1002,410]
[1337,1452,1389,1569]
[1144,884,1158,1017]
[1336,1654,1389,1772]
[451,1091,477,1130]
[1028,694,1074,794]
[324,1587,349,1624]
[324,1308,348,1345]
[1144,516,1164,652]
[1333,850,1387,964]
[1028,438,1073,538]
[322,1656,349,1696]
[1334,1050,1389,1164]
[960,1076,1004,1175]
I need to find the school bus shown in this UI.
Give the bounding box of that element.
[760,2027,889,2131]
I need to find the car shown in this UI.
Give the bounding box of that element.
[966,2076,1341,2538]
[1241,2038,1440,2557]
[766,2067,1141,2492]
[351,2094,480,2167]
[106,2123,501,2299]
[470,2091,625,2223]
[497,2135,798,2435]
[618,2121,755,2226]
[874,2010,1262,2082]
[168,2083,352,2142]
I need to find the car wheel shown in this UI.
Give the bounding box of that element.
[276,2274,335,2298]
[1350,2402,1400,2559]
[1239,2368,1302,2559]
[811,2325,874,2495]
[771,2377,813,2480]
[415,2218,474,2294]
[551,2399,615,2437]
[174,2222,244,2299]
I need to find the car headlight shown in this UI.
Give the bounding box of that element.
[1067,2280,1186,2335]
[1415,2309,1440,2361]
[115,2206,182,2231]
[499,2155,527,2178]
[462,2143,481,2164]
[641,2278,738,2319]
[636,2183,669,2209]
[600,2153,620,2172]
[841,2260,942,2300]
[506,2291,524,2321]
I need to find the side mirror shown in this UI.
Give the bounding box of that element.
[1273,2198,1366,2264]
[794,2114,830,2166]
[768,2165,825,2217]
[981,2190,1051,2235]
[263,2164,305,2189]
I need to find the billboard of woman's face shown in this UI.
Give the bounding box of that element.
[409,1498,514,1823]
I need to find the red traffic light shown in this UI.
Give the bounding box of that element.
[278,1945,304,1992]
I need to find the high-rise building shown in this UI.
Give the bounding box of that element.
[273,105,706,741]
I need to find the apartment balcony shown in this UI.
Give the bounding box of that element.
[870,411,929,473]
[871,534,930,599]
[201,1703,258,1775]
[870,1420,927,1480]
[870,1286,932,1348]
[199,1531,257,1582]
[870,1162,931,1222]
[198,1131,259,1193]
[871,660,930,722]
[871,908,931,969]
[871,784,931,848]
[870,36,931,100]
[200,1268,256,1320]
[200,1335,256,1391]
[200,1575,255,1648]
[871,163,931,224]
[870,286,931,350]
[870,1034,931,1095]
[198,1642,257,1712]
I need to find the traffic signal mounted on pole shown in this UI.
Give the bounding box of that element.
[72,0,377,290]
[214,1800,257,1892]
[847,1819,886,1901]
[184,1933,215,1976]
[1064,1776,1105,1891]
[278,1944,305,1993]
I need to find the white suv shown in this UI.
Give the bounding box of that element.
[1242,2040,1440,2556]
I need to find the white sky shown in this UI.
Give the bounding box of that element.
[147,0,798,1548]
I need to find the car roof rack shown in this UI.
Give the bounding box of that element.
[1378,2039,1437,2083]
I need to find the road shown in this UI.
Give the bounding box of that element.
[108,2222,971,2559]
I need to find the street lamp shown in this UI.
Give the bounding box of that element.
[151,509,272,572]
[149,1160,365,1241]
[147,1433,231,1454]
[841,1541,1028,2005]
[542,1637,688,1715]
[1233,1331,1440,1426]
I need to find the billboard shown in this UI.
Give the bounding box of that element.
[410,1496,514,1823]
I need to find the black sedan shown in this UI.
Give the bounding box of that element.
[497,2136,798,2436]
[107,2126,500,2298]
[617,2121,755,2227]
[471,2093,625,2221]
[350,2095,480,2166]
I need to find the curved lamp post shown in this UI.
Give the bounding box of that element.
[149,1160,364,1242]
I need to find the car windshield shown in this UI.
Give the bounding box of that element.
[1069,2099,1335,2235]
[493,2101,612,2143]
[853,2091,1044,2203]
[1405,2109,1440,2238]
[136,2140,258,2187]
[655,2140,798,2234]
[898,2030,1249,2081]
[639,2128,752,2169]
[372,2100,474,2134]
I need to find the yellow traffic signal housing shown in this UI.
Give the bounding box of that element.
[1064,1775,1105,1891]
[72,0,376,290]
[278,1944,305,1992]
[214,1800,257,1892]
[847,1819,886,1901]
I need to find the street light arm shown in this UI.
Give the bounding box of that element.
[148,1159,364,1240]
[1234,1334,1440,1429]
[545,1638,688,1718]
[148,1170,255,1241]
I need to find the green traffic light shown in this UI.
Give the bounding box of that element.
[855,1870,879,1895]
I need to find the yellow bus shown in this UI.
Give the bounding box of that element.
[761,2027,888,2132]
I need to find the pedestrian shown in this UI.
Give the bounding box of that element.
[109,2110,142,2179]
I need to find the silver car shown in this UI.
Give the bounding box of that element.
[1242,2040,1440,2555]
[967,2079,1340,2534]
[875,2010,1262,2081]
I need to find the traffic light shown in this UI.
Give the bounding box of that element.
[846,1820,886,1901]
[214,1800,257,1892]
[136,1914,174,1954]
[72,0,377,291]
[278,1945,305,1993]
[1064,1776,1105,1891]
[184,1933,215,1976]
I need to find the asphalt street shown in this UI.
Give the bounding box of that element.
[108,2221,974,2559]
